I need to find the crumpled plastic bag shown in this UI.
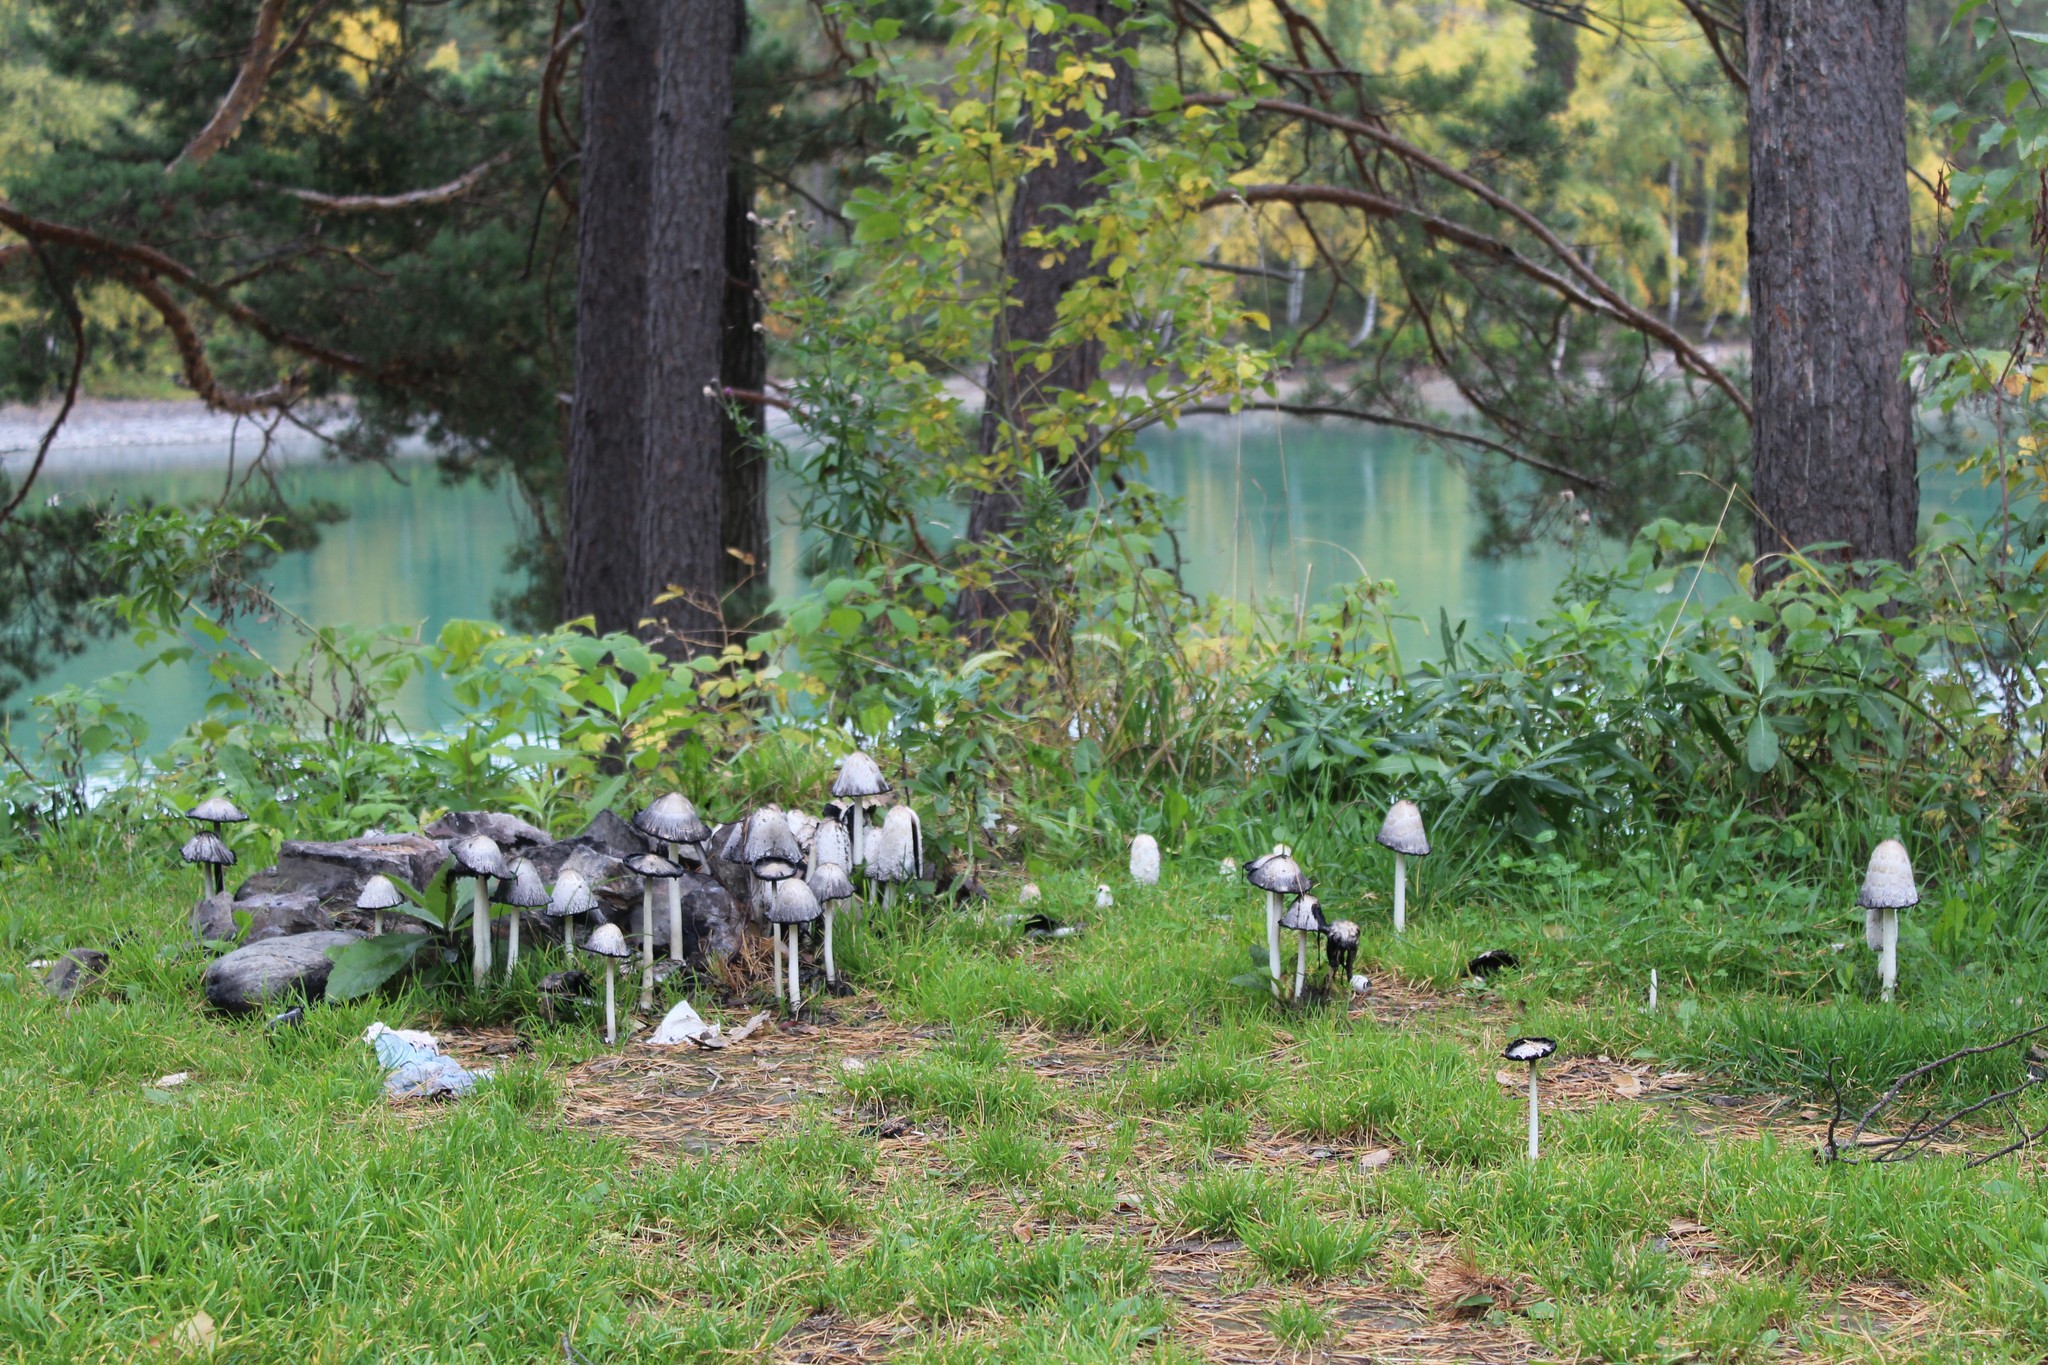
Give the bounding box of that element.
[364,1021,491,1100]
[648,999,721,1047]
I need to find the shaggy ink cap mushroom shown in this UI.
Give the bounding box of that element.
[812,820,854,874]
[807,861,855,904]
[624,852,682,881]
[582,922,632,959]
[1244,852,1311,895]
[354,875,406,912]
[493,858,549,908]
[831,751,892,802]
[1503,1037,1556,1063]
[449,835,510,880]
[1375,800,1430,857]
[181,830,236,869]
[546,868,597,919]
[634,792,711,846]
[766,876,824,925]
[752,858,802,883]
[1278,894,1326,933]
[868,806,923,882]
[186,796,248,826]
[1858,840,1919,909]
[743,807,803,869]
[1129,834,1160,884]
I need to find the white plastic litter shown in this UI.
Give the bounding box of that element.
[364,1021,490,1100]
[647,999,722,1047]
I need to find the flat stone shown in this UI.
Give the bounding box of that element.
[201,931,363,1015]
[42,948,108,1000]
[236,891,333,943]
[250,834,447,909]
[423,810,552,851]
[191,891,237,944]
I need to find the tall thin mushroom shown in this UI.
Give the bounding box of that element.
[581,922,633,1044]
[831,752,892,870]
[492,858,548,978]
[867,805,922,908]
[1375,801,1430,934]
[181,831,236,897]
[1504,1036,1557,1160]
[623,852,683,1012]
[766,876,824,1013]
[635,793,712,962]
[355,874,406,937]
[744,807,804,1001]
[449,835,510,988]
[1244,847,1312,998]
[546,868,596,953]
[1278,893,1327,1000]
[1130,833,1160,886]
[1858,839,1919,1003]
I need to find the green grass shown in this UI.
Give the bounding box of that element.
[3,819,2048,1360]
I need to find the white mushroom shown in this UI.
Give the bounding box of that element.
[1244,847,1312,998]
[1504,1036,1557,1160]
[807,861,856,989]
[492,858,548,978]
[1129,834,1160,885]
[1375,801,1430,934]
[546,868,596,953]
[1858,839,1919,1003]
[1019,881,1042,904]
[766,876,824,1013]
[1095,884,1114,910]
[180,830,236,897]
[355,874,407,938]
[581,922,633,1043]
[1277,894,1326,1000]
[636,793,712,961]
[449,835,510,988]
[624,852,683,1011]
[831,751,892,868]
[866,805,922,908]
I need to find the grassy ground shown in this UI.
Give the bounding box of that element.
[2,822,2046,1362]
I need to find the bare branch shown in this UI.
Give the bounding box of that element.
[122,272,304,414]
[0,244,86,527]
[279,150,516,214]
[169,0,291,172]
[1674,0,1748,92]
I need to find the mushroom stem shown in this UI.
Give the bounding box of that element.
[1527,1064,1541,1161]
[564,916,574,953]
[771,923,785,1004]
[666,842,684,963]
[788,926,802,1014]
[639,885,656,1012]
[505,901,521,978]
[1393,853,1406,934]
[851,805,865,869]
[470,878,491,988]
[1648,969,1658,1011]
[884,882,896,910]
[604,963,617,1044]
[374,908,384,938]
[824,908,837,985]
[1293,930,1307,1000]
[1880,908,1898,1002]
[1265,891,1283,997]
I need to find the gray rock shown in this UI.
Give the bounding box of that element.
[201,930,363,1015]
[619,871,745,963]
[42,948,108,1000]
[245,834,448,910]
[424,810,552,851]
[191,891,237,944]
[579,808,650,859]
[237,891,333,943]
[526,837,628,887]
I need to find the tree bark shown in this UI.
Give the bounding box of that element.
[563,0,656,635]
[1747,0,1917,566]
[959,0,1134,639]
[640,0,740,651]
[721,162,770,621]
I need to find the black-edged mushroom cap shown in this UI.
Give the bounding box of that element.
[547,868,597,919]
[186,796,248,825]
[808,861,855,903]
[449,834,510,879]
[831,751,892,801]
[1503,1036,1556,1063]
[354,874,407,912]
[1325,918,1359,949]
[492,857,549,908]
[180,831,236,867]
[1375,800,1430,857]
[751,857,801,883]
[624,851,683,880]
[765,876,824,925]
[634,792,711,846]
[743,807,802,867]
[1278,894,1326,933]
[1245,852,1311,895]
[582,922,633,960]
[1857,839,1919,910]
[866,805,922,882]
[813,819,853,873]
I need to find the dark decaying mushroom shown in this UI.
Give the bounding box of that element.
[1277,893,1326,1000]
[1324,919,1360,987]
[1503,1036,1557,1161]
[181,830,237,896]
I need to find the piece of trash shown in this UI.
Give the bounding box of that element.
[648,999,722,1047]
[363,1021,490,1100]
[154,1072,190,1089]
[265,1006,305,1032]
[726,1011,770,1044]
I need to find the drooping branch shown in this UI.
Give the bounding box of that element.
[122,272,304,414]
[1184,93,1751,418]
[169,0,292,172]
[279,150,516,214]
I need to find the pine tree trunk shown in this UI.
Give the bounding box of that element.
[959,1,1132,642]
[563,0,656,635]
[1747,0,1917,566]
[721,162,770,623]
[639,0,739,652]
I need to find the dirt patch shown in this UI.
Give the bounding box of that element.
[1491,1054,1697,1109]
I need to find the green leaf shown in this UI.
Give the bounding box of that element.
[1683,650,1747,699]
[1745,714,1779,774]
[325,933,433,1002]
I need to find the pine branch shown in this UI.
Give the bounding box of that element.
[168,0,292,172]
[279,150,515,214]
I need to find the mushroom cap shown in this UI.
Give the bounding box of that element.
[765,875,824,924]
[807,860,856,903]
[624,851,682,880]
[831,750,892,800]
[1019,881,1042,904]
[547,868,597,918]
[449,834,510,879]
[492,857,549,908]
[866,805,922,882]
[1858,839,1919,910]
[1324,918,1360,948]
[787,809,822,855]
[582,922,633,960]
[1095,883,1115,908]
[1278,893,1326,933]
[634,792,711,846]
[751,857,801,883]
[1129,833,1161,884]
[180,830,236,866]
[1376,800,1430,857]
[743,806,803,868]
[813,819,853,873]
[1503,1036,1557,1063]
[186,796,248,825]
[1245,853,1312,895]
[354,874,407,912]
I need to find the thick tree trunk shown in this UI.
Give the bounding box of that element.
[1747,0,1917,566]
[959,1,1133,639]
[721,163,770,621]
[563,0,655,635]
[640,0,739,652]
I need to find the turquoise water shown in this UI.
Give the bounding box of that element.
[6,418,1998,750]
